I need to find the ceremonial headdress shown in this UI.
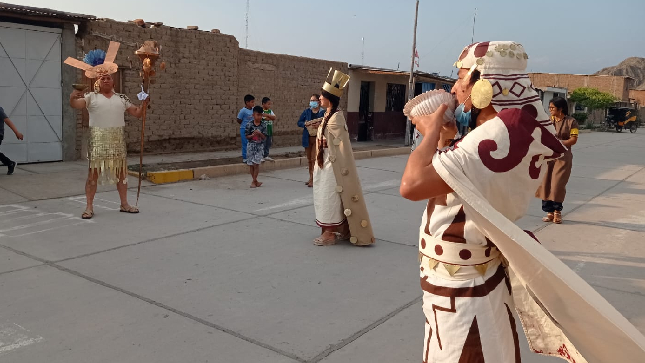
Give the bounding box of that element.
[455,41,550,124]
[64,41,120,79]
[322,68,350,98]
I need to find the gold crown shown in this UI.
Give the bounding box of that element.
[322,68,350,97]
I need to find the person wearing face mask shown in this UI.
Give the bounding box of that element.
[454,93,475,130]
[411,90,472,153]
[401,41,645,363]
[297,94,326,187]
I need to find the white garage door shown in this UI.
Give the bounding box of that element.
[0,22,62,163]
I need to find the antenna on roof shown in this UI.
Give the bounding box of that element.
[471,7,477,43]
[245,0,250,49]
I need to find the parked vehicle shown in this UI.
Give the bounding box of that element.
[605,107,638,133]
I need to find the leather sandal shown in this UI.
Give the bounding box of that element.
[542,212,554,222]
[553,211,562,224]
[82,210,94,219]
[120,205,139,214]
[313,235,337,246]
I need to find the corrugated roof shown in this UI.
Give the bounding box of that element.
[529,72,634,80]
[349,64,455,83]
[0,2,95,21]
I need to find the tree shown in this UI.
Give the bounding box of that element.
[569,87,616,111]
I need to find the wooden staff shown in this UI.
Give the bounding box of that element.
[134,41,163,206]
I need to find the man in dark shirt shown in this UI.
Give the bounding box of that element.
[0,107,24,175]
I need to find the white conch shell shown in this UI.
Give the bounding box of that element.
[403,90,456,124]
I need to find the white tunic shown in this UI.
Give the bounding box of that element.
[420,108,585,363]
[84,92,132,128]
[313,127,344,227]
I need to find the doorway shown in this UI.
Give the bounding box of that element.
[358,81,374,141]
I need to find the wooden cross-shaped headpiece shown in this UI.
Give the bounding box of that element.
[64,41,120,79]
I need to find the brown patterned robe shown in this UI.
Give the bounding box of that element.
[536,116,579,203]
[313,111,374,245]
[419,109,590,363]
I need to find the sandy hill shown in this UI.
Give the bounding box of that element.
[596,57,645,90]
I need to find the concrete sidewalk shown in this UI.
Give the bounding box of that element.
[0,140,406,202]
[0,131,643,362]
[127,139,406,166]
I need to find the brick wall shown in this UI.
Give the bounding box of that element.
[629,89,645,105]
[237,49,347,148]
[629,89,645,121]
[73,19,347,157]
[529,73,633,101]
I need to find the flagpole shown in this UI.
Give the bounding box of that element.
[405,0,419,147]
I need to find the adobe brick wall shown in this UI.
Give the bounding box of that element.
[237,49,347,148]
[629,89,645,121]
[629,89,645,105]
[72,19,347,158]
[529,73,632,101]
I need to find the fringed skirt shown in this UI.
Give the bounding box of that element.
[88,127,128,185]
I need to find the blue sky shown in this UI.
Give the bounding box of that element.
[14,0,645,77]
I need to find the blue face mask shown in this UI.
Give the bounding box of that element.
[310,101,319,109]
[454,96,472,128]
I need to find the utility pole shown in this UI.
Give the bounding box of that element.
[245,0,250,49]
[361,37,365,65]
[404,0,419,147]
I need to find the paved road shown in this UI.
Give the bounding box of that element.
[0,131,644,362]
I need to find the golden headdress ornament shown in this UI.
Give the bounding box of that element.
[454,41,533,111]
[322,68,350,97]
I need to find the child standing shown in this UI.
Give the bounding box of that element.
[0,106,24,175]
[245,106,268,188]
[237,94,255,163]
[261,97,276,161]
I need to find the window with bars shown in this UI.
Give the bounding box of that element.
[386,83,407,112]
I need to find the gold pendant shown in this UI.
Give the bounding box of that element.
[471,78,493,109]
[443,264,461,277]
[474,263,489,277]
[428,258,440,270]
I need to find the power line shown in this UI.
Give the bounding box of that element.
[417,11,477,60]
